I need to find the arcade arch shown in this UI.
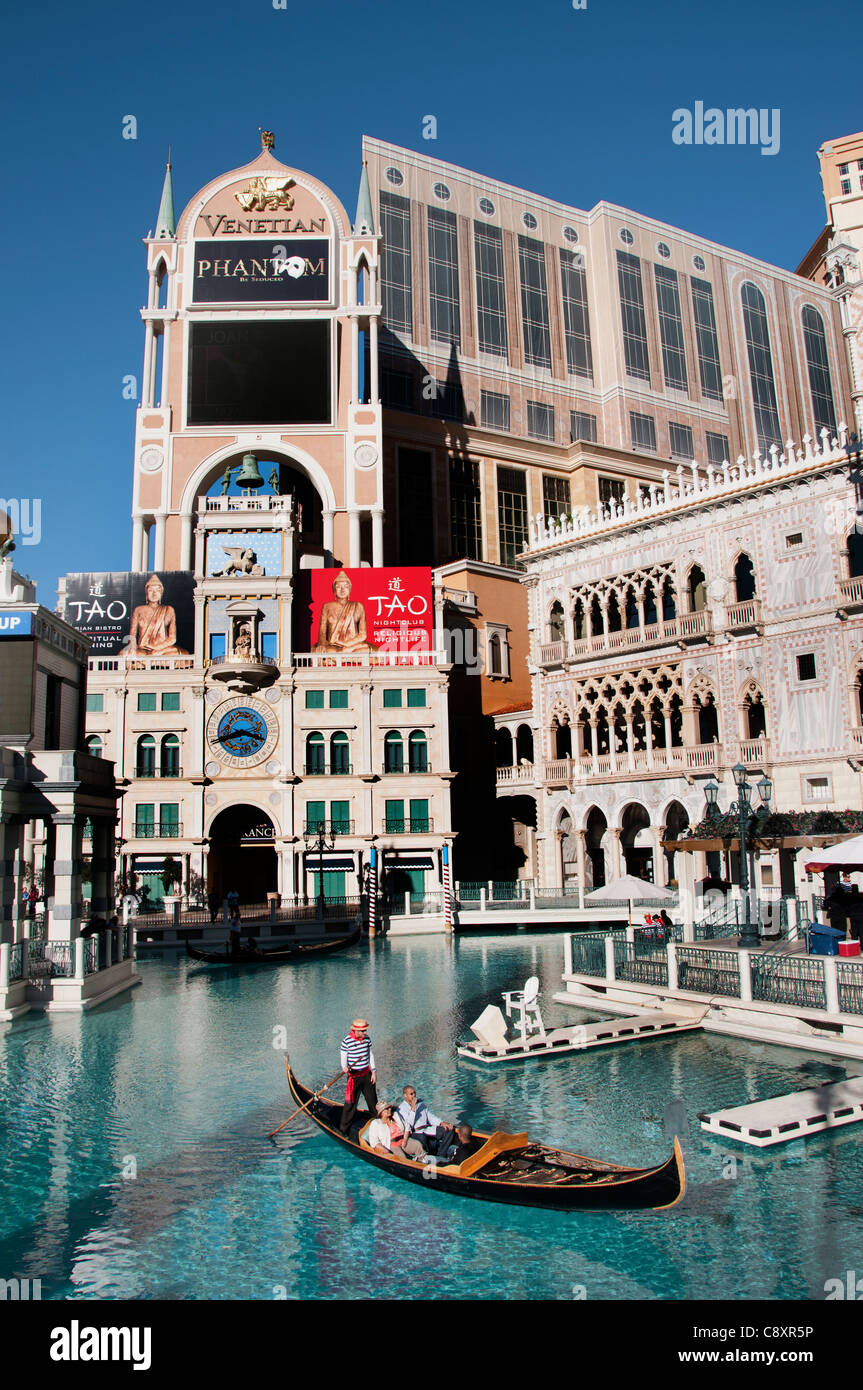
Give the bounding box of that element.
[207,804,278,905]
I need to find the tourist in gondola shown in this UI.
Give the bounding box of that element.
[339,1018,378,1135]
[397,1085,453,1155]
[365,1102,426,1159]
[438,1123,481,1165]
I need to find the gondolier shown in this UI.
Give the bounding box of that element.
[339,1018,378,1135]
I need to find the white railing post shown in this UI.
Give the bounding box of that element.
[738,948,752,1002]
[479,889,487,913]
[74,937,85,978]
[0,943,9,988]
[667,940,678,991]
[564,933,573,976]
[529,886,536,913]
[824,956,840,1016]
[604,936,616,982]
[785,898,799,941]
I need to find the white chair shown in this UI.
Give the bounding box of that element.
[502,976,546,1043]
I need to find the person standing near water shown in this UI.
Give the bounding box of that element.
[339,1018,378,1135]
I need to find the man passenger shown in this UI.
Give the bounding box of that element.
[397,1085,454,1155]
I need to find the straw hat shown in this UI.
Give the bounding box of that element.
[376,1101,394,1115]
[352,1018,369,1030]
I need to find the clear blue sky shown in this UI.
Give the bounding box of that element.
[2,0,858,601]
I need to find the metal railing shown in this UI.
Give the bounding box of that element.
[303,820,355,836]
[304,763,353,776]
[28,941,75,979]
[750,954,826,1010]
[838,961,863,1016]
[383,818,433,833]
[677,947,741,997]
[614,940,669,986]
[569,932,611,978]
[388,892,445,916]
[381,761,431,775]
[136,766,183,779]
[133,823,183,839]
[9,942,24,982]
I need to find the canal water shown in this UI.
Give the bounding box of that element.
[1,931,860,1301]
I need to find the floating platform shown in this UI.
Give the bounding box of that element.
[698,1075,863,1148]
[457,1004,705,1063]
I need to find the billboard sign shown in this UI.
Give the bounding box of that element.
[0,610,34,637]
[192,239,329,303]
[301,567,433,657]
[63,573,195,657]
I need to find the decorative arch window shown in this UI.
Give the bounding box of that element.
[305,731,325,775]
[552,716,572,759]
[384,730,404,773]
[160,734,180,778]
[743,686,767,740]
[155,260,169,311]
[408,730,428,772]
[549,601,565,642]
[136,734,155,778]
[741,282,782,452]
[661,576,677,622]
[495,727,513,767]
[86,735,103,759]
[734,553,757,603]
[695,689,719,744]
[687,564,707,612]
[330,731,349,774]
[802,306,837,436]
[486,627,510,678]
[852,664,863,729]
[516,724,534,763]
[847,531,863,579]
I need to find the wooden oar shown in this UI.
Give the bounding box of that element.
[267,1059,345,1138]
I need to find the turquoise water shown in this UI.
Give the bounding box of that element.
[1,931,861,1301]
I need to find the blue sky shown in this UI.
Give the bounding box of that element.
[2,0,859,600]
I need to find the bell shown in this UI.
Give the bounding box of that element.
[235,452,264,489]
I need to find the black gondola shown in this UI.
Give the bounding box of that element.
[186,923,361,966]
[284,1062,685,1212]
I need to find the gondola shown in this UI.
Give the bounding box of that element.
[186,922,362,966]
[284,1062,685,1212]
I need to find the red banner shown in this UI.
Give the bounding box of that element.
[306,567,433,655]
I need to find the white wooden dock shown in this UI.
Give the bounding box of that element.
[699,1075,863,1147]
[457,1007,706,1064]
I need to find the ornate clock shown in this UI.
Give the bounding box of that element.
[206,696,279,769]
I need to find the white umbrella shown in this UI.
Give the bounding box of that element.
[804,834,863,874]
[584,874,675,927]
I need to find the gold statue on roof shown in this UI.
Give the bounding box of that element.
[235,175,295,212]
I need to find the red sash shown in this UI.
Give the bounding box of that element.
[345,1068,370,1104]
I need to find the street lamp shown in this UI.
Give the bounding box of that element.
[703,767,772,948]
[303,819,335,921]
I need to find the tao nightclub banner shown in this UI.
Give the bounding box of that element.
[299,568,433,657]
[63,573,195,657]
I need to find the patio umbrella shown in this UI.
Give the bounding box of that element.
[804,835,863,874]
[584,874,675,927]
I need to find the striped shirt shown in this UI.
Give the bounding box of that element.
[341,1034,375,1073]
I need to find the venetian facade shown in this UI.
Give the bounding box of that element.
[515,427,863,899]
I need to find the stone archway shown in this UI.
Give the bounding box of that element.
[620,802,653,881]
[208,804,278,907]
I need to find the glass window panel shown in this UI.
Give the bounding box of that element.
[474,222,508,356]
[481,389,510,430]
[209,633,226,661]
[669,422,694,459]
[527,400,554,440]
[449,456,483,560]
[86,694,103,713]
[427,206,460,346]
[385,798,405,832]
[409,798,429,831]
[306,800,325,831]
[260,632,277,660]
[570,411,597,443]
[802,305,837,435]
[497,467,528,568]
[380,191,412,335]
[654,264,688,390]
[408,731,428,771]
[329,799,350,832]
[305,689,324,709]
[629,413,657,452]
[543,475,571,523]
[690,277,724,401]
[407,689,426,707]
[616,251,650,381]
[329,689,348,708]
[598,476,626,506]
[560,249,593,379]
[706,431,729,466]
[518,235,551,369]
[741,283,782,453]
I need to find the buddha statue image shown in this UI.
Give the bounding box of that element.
[313,571,377,654]
[126,575,188,657]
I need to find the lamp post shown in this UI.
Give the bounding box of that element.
[303,820,335,921]
[703,767,772,949]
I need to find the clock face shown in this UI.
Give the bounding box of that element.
[207,696,279,768]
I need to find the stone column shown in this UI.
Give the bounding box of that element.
[625,717,634,772]
[131,516,145,573]
[88,818,112,915]
[372,510,384,567]
[609,827,622,881]
[180,514,194,570]
[349,510,362,567]
[50,815,84,944]
[322,510,335,560]
[142,320,155,408]
[575,828,586,909]
[552,829,565,892]
[360,681,373,778]
[369,317,380,401]
[0,817,21,946]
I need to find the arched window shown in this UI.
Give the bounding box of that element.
[661,576,677,622]
[136,734,155,778]
[488,632,503,675]
[802,306,836,435]
[573,598,586,640]
[155,259,168,310]
[552,717,572,759]
[384,730,404,773]
[549,601,565,642]
[688,564,707,612]
[606,591,622,633]
[624,585,639,629]
[516,724,534,763]
[854,668,863,729]
[734,553,757,602]
[643,579,658,627]
[306,731,325,774]
[330,731,349,774]
[408,731,428,772]
[590,595,604,636]
[848,532,863,579]
[741,282,782,452]
[744,689,767,740]
[160,734,180,778]
[696,692,719,744]
[86,735,103,758]
[495,727,513,767]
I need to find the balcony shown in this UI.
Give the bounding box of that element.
[304,763,353,776]
[726,597,763,633]
[838,576,863,613]
[383,818,433,833]
[540,742,724,786]
[206,653,279,694]
[381,761,431,775]
[739,737,771,767]
[135,766,183,780]
[496,762,536,788]
[851,727,863,750]
[133,822,183,839]
[302,820,355,836]
[537,611,712,667]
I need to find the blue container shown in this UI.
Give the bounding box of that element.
[809,923,844,957]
